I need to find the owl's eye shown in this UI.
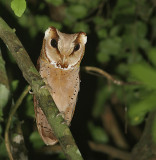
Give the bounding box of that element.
[51,39,58,48]
[74,44,80,51]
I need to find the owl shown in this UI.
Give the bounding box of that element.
[34,26,87,145]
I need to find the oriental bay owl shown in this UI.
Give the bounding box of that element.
[33,27,87,145]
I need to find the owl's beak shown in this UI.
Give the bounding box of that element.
[62,55,66,64]
[59,55,68,68]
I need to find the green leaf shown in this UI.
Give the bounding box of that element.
[67,5,87,19]
[11,80,19,92]
[127,52,143,64]
[110,25,121,37]
[29,131,45,149]
[25,95,35,118]
[98,37,122,59]
[97,52,110,63]
[97,29,108,39]
[116,63,129,75]
[128,113,145,126]
[58,152,66,160]
[139,38,150,51]
[11,0,26,17]
[130,64,156,90]
[148,48,156,67]
[0,84,10,109]
[88,122,109,143]
[128,92,156,125]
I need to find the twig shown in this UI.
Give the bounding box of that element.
[83,66,140,86]
[5,86,31,160]
[0,17,83,160]
[89,141,131,160]
[112,102,142,140]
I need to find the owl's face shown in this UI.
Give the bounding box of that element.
[42,27,87,70]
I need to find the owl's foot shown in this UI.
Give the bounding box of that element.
[62,120,71,126]
[40,84,53,93]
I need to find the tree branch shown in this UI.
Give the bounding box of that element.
[83,66,140,86]
[0,17,83,160]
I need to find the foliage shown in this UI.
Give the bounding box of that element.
[0,84,9,117]
[0,0,156,159]
[88,122,109,143]
[29,131,45,149]
[11,0,26,17]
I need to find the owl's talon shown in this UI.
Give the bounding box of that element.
[61,121,66,125]
[61,120,71,126]
[40,85,46,89]
[40,85,53,94]
[29,90,34,94]
[56,111,65,119]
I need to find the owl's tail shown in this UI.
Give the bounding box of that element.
[33,96,58,145]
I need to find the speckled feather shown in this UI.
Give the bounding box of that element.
[34,27,87,145]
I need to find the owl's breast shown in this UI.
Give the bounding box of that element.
[39,62,80,122]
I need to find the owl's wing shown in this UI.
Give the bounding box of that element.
[33,91,58,145]
[70,104,76,124]
[69,73,80,124]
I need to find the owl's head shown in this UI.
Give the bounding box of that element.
[42,27,87,70]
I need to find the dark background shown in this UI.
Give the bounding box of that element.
[1,0,156,159]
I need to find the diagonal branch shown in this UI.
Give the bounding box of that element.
[0,17,83,160]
